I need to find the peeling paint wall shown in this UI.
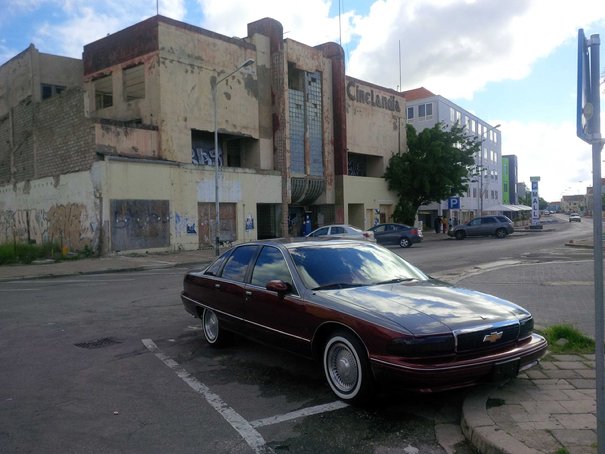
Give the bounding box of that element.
[0,171,99,250]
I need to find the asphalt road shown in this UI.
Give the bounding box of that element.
[0,215,598,453]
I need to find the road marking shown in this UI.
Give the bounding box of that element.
[249,401,348,428]
[141,339,271,454]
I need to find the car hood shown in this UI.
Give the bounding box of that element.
[319,281,529,335]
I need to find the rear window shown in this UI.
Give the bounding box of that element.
[496,216,512,223]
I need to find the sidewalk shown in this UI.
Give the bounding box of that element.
[0,239,598,454]
[0,248,215,282]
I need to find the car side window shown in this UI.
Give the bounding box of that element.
[331,226,345,234]
[482,217,496,224]
[250,246,296,293]
[373,225,386,233]
[469,219,481,226]
[311,227,329,236]
[204,252,229,276]
[220,245,259,282]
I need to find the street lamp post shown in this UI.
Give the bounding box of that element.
[212,58,254,256]
[478,123,501,217]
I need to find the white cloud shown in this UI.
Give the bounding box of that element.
[500,119,595,201]
[196,0,352,46]
[347,0,605,97]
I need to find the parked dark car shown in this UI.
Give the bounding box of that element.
[181,239,547,403]
[449,215,514,240]
[368,223,423,248]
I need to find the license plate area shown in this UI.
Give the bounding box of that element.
[492,357,520,381]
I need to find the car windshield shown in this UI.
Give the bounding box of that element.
[288,242,428,290]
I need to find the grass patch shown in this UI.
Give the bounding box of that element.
[0,242,95,265]
[539,324,595,354]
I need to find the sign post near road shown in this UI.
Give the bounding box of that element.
[577,28,604,453]
[530,177,541,229]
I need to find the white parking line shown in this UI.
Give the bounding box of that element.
[249,401,349,428]
[141,339,270,454]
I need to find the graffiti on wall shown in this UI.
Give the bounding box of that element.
[110,199,170,251]
[0,204,96,250]
[174,212,197,236]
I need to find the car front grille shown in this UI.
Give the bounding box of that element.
[454,321,520,353]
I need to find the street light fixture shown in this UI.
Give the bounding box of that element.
[212,58,255,256]
[478,123,501,217]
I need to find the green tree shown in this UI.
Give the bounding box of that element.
[385,122,480,225]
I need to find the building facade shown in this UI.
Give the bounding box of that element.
[502,155,518,204]
[0,16,404,254]
[403,87,502,226]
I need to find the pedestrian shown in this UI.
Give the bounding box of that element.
[442,216,448,233]
[433,216,441,234]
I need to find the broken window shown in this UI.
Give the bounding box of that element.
[94,74,113,109]
[123,64,145,101]
[41,84,66,100]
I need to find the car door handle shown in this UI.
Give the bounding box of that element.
[214,283,221,289]
[245,290,252,296]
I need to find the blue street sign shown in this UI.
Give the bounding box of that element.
[448,197,460,209]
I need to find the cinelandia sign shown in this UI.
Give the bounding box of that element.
[346,81,401,113]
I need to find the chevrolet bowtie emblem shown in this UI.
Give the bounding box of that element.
[483,331,503,343]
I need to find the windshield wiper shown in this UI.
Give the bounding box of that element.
[373,277,416,285]
[312,283,365,290]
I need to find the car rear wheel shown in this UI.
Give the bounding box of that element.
[201,308,229,347]
[495,228,507,239]
[399,237,412,248]
[455,230,465,240]
[323,331,373,403]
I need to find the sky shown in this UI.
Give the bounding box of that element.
[1,0,604,202]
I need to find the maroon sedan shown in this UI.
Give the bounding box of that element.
[181,239,547,403]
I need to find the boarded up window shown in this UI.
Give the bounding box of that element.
[110,200,169,251]
[198,202,236,247]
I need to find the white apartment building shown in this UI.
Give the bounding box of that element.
[403,87,502,227]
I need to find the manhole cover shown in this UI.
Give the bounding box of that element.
[74,337,121,349]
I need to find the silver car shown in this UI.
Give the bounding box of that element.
[305,224,375,241]
[449,215,514,240]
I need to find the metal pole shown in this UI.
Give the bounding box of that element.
[587,33,604,454]
[212,59,255,257]
[213,84,220,257]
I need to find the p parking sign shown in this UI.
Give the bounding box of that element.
[448,197,460,209]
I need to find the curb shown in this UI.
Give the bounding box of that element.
[461,385,537,454]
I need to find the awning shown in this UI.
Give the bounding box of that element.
[486,204,532,212]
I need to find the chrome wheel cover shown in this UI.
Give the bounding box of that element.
[326,341,359,393]
[203,309,219,343]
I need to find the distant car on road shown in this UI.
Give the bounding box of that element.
[569,213,581,222]
[305,224,375,241]
[449,215,514,240]
[368,223,423,248]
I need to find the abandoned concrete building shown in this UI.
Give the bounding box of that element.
[0,15,405,254]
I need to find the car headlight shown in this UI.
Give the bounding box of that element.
[518,317,534,340]
[387,334,455,357]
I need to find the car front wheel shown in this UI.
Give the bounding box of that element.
[399,237,412,248]
[495,228,507,239]
[323,331,373,403]
[455,230,465,240]
[201,308,229,347]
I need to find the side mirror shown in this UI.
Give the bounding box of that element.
[266,280,291,294]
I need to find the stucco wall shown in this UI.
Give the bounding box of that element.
[100,159,281,252]
[157,21,259,164]
[339,175,396,228]
[345,77,405,169]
